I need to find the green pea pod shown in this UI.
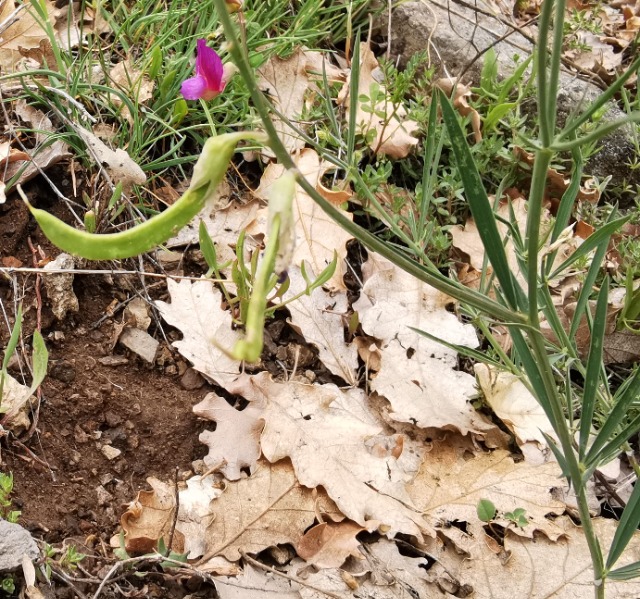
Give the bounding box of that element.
[25,132,265,260]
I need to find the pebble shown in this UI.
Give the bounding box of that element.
[95,485,113,506]
[101,445,122,460]
[181,367,205,390]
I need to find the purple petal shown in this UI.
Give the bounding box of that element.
[181,75,207,100]
[195,39,224,92]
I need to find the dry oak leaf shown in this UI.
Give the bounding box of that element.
[155,279,242,388]
[338,42,419,158]
[435,77,482,142]
[109,58,155,124]
[197,458,342,563]
[253,149,352,291]
[225,372,430,538]
[296,521,365,569]
[120,477,185,554]
[407,437,566,543]
[193,392,265,481]
[283,265,358,385]
[475,363,557,457]
[215,563,300,599]
[0,0,57,73]
[257,47,345,156]
[353,253,501,440]
[427,515,640,598]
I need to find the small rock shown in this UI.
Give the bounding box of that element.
[49,360,76,384]
[119,327,159,363]
[181,368,205,390]
[42,253,79,321]
[98,355,129,367]
[286,344,315,368]
[165,364,177,375]
[127,435,140,450]
[0,520,39,573]
[101,445,122,461]
[124,297,151,331]
[74,425,88,444]
[100,473,113,486]
[70,450,81,464]
[104,410,122,428]
[96,485,114,507]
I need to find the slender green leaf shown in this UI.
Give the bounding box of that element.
[607,480,640,569]
[199,220,218,275]
[484,102,517,132]
[30,330,48,393]
[438,88,521,310]
[496,55,533,105]
[2,305,22,372]
[579,277,608,458]
[586,366,640,464]
[608,560,640,581]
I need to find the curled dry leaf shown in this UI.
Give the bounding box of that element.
[296,521,365,569]
[120,477,185,554]
[435,77,482,142]
[109,58,155,124]
[197,458,342,563]
[193,392,265,481]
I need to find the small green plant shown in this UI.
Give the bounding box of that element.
[0,472,21,523]
[0,575,15,594]
[42,543,86,581]
[504,507,529,529]
[477,499,529,529]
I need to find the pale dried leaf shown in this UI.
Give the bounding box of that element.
[408,438,566,542]
[215,564,300,599]
[177,474,223,559]
[4,100,71,190]
[155,279,242,388]
[226,372,429,538]
[120,477,185,554]
[109,59,155,124]
[475,363,556,450]
[435,78,482,142]
[193,392,265,481]
[74,126,146,191]
[296,521,364,569]
[353,253,500,438]
[0,373,34,431]
[254,150,351,291]
[201,459,341,561]
[283,265,358,385]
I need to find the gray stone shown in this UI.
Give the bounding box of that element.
[0,520,39,573]
[389,1,639,204]
[118,327,159,363]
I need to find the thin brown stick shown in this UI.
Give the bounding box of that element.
[166,467,180,555]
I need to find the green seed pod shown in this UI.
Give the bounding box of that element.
[26,132,265,261]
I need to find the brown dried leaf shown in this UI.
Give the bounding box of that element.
[200,459,341,562]
[109,59,155,124]
[296,521,364,569]
[120,477,185,554]
[435,78,482,142]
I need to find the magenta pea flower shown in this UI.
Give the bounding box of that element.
[181,39,227,101]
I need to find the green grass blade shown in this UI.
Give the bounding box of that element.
[30,330,48,392]
[586,366,640,464]
[607,480,640,569]
[608,561,640,581]
[438,88,521,310]
[578,277,609,459]
[2,305,22,372]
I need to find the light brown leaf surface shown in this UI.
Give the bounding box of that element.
[254,150,352,291]
[296,521,364,569]
[193,392,265,481]
[339,43,419,158]
[120,477,185,554]
[109,59,155,124]
[283,265,358,385]
[475,363,556,453]
[353,253,500,438]
[408,438,566,542]
[257,48,345,156]
[226,372,429,538]
[155,279,241,387]
[199,459,341,562]
[215,564,300,599]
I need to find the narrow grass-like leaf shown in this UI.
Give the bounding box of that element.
[549,215,630,280]
[496,55,533,105]
[569,229,611,340]
[199,220,218,276]
[608,561,640,581]
[346,36,360,168]
[30,330,48,393]
[607,479,640,569]
[410,327,505,369]
[579,277,609,459]
[2,305,22,373]
[586,413,640,472]
[586,365,640,464]
[438,88,521,310]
